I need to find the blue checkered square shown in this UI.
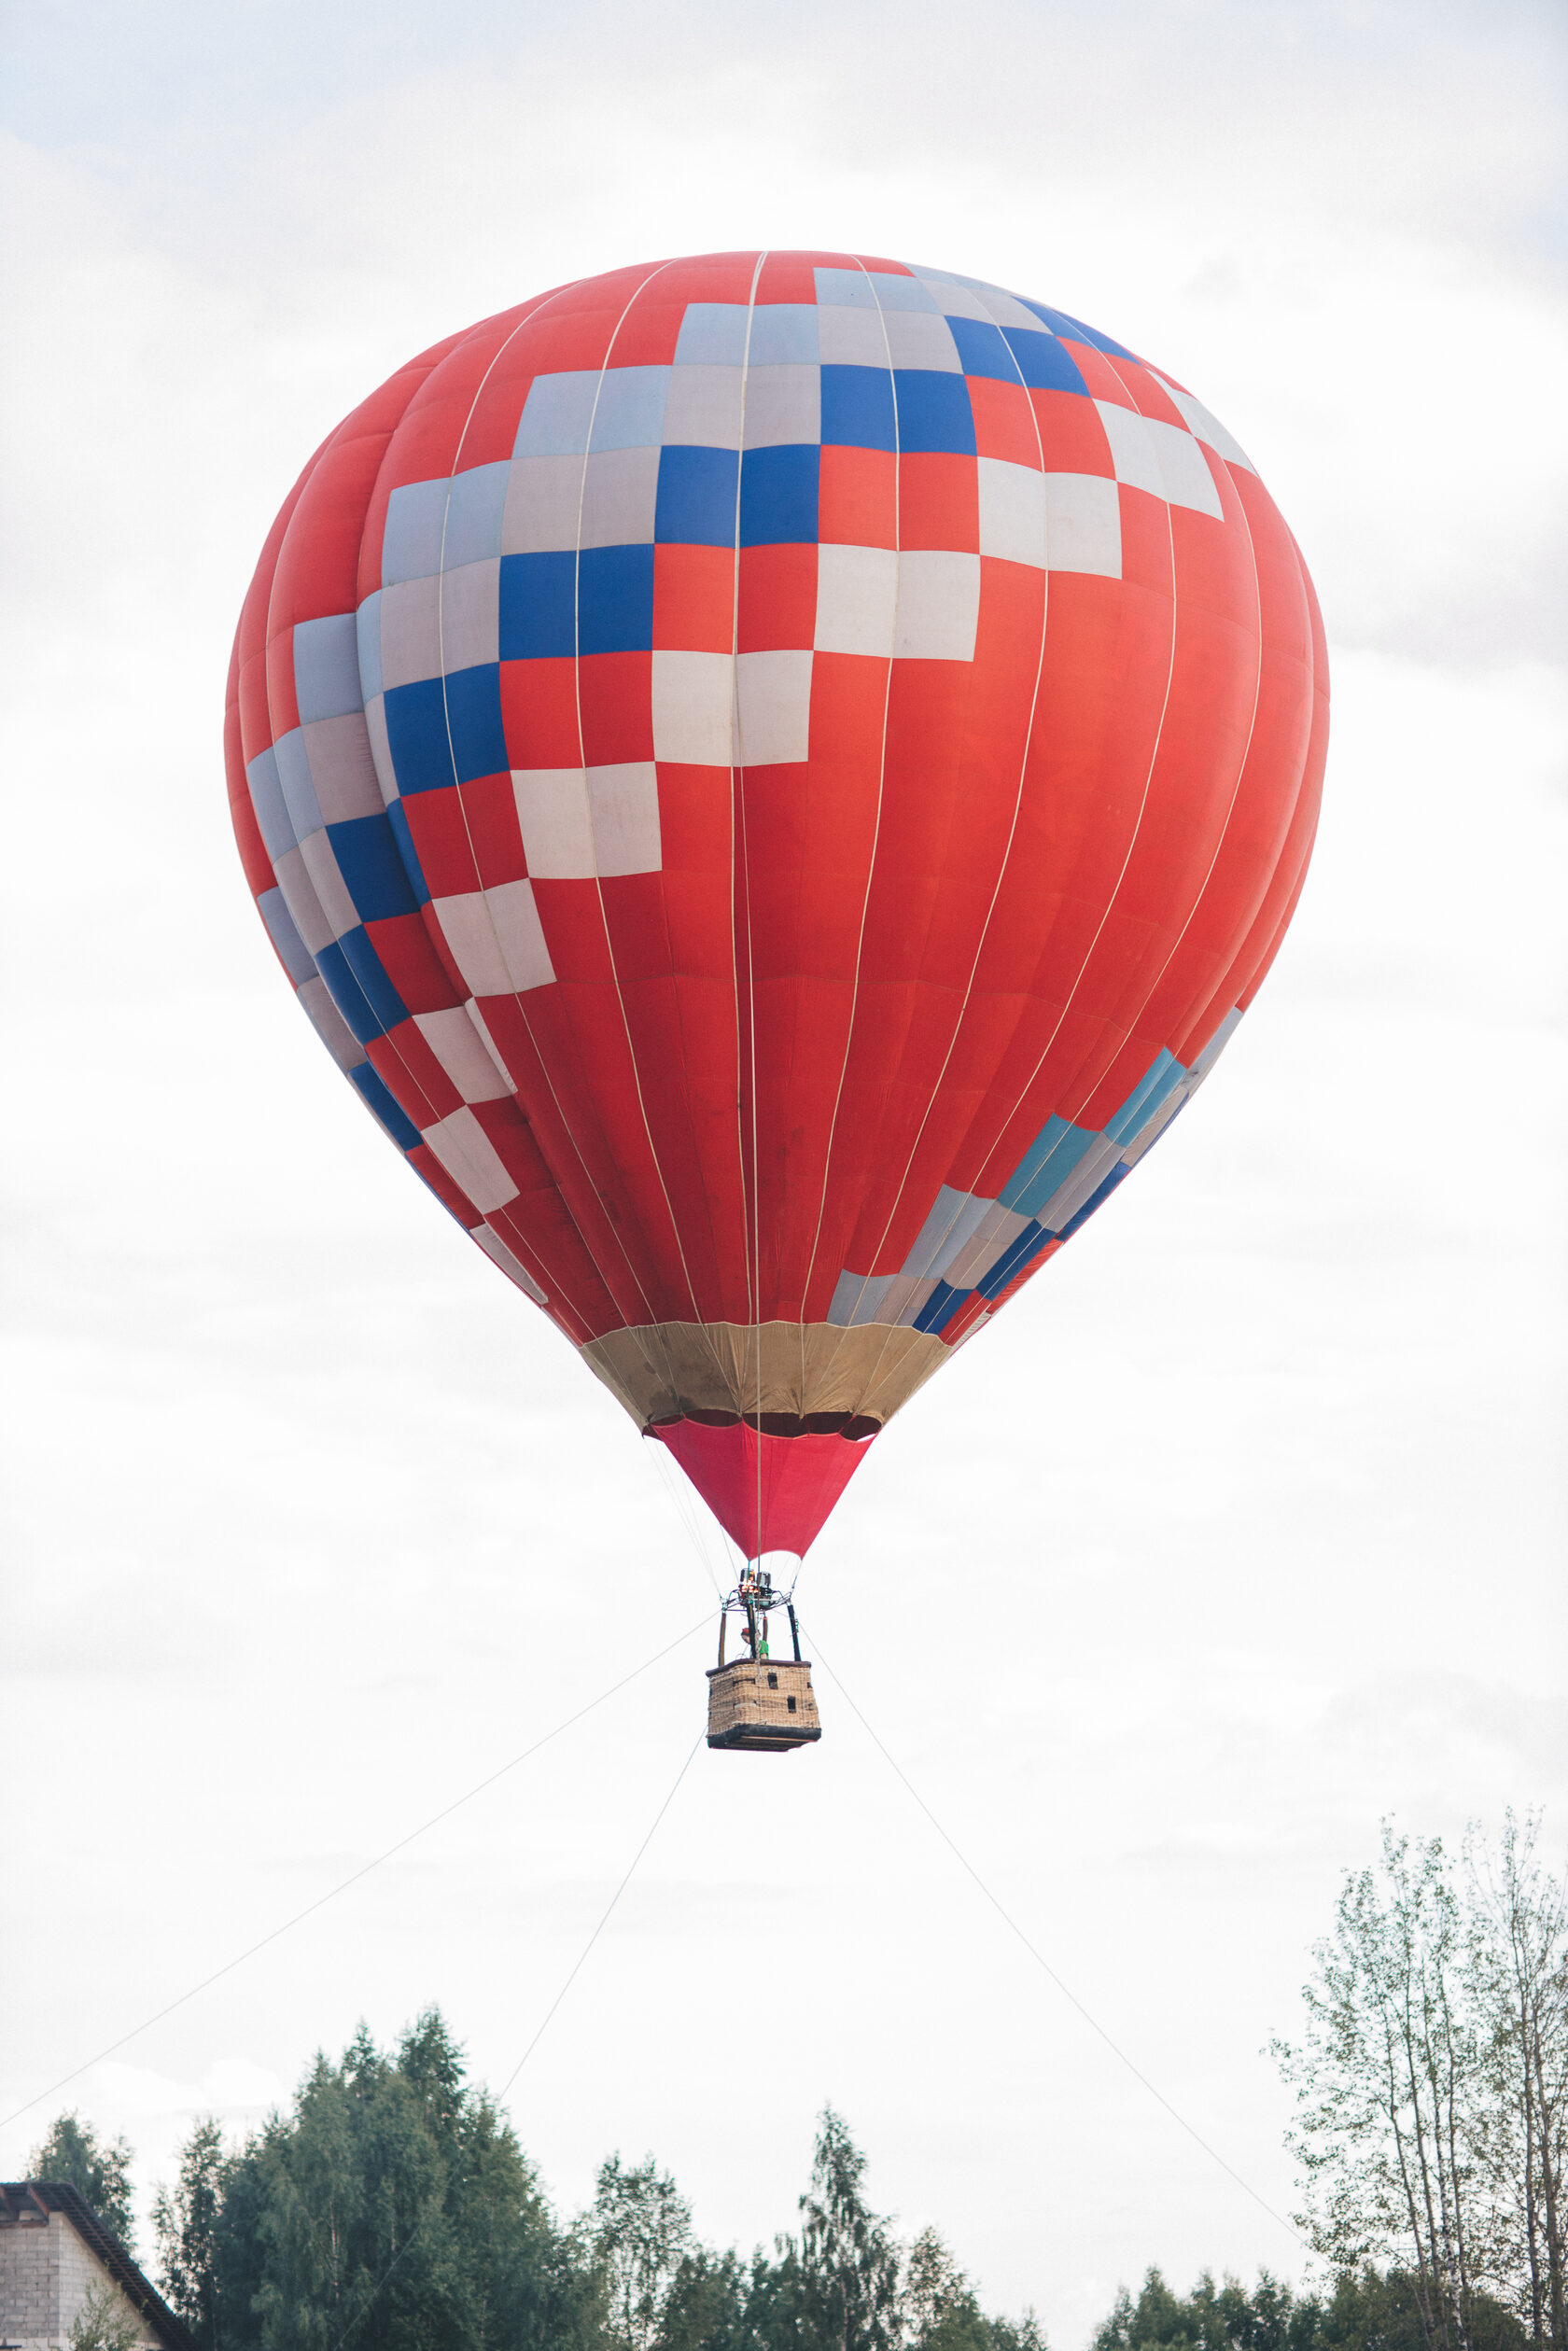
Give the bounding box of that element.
[499,552,577,660]
[655,445,739,545]
[819,366,897,452]
[738,444,819,545]
[1003,329,1089,395]
[578,543,654,652]
[328,814,418,922]
[385,798,430,904]
[748,304,819,364]
[351,1061,422,1151]
[443,664,509,780]
[1021,303,1138,361]
[383,678,452,795]
[892,371,976,455]
[946,316,1015,381]
[590,367,671,451]
[675,304,750,365]
[442,462,511,566]
[318,929,408,1042]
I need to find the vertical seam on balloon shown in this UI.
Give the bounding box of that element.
[396,301,636,1334]
[1107,442,1264,1072]
[433,311,667,1359]
[255,371,595,1338]
[820,279,1055,1417]
[1225,529,1323,1015]
[565,261,712,1353]
[984,413,1264,1192]
[729,250,768,1556]
[424,289,677,1382]
[795,254,905,1393]
[908,344,1183,1317]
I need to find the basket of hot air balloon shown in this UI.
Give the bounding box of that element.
[226,250,1327,1749]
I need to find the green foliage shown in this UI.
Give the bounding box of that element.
[1275,1813,1568,2351]
[651,2245,749,2351]
[786,2105,903,2351]
[30,2111,136,2252]
[67,2280,143,2351]
[903,2224,1040,2351]
[152,2115,228,2344]
[1087,2263,1526,2351]
[147,2070,1040,2351]
[589,2153,695,2351]
[156,2008,597,2351]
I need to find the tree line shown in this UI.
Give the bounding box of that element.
[24,1810,1564,2351]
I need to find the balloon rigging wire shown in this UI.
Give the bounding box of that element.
[495,1726,703,2100]
[649,1439,727,1600]
[805,1630,1308,2254]
[0,1615,711,2140]
[731,257,769,1572]
[328,1727,705,2351]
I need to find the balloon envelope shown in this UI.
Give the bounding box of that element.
[227,249,1327,1561]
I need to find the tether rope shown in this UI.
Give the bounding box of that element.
[496,1728,703,2099]
[805,1630,1307,2251]
[0,1615,710,2139]
[329,1726,705,2351]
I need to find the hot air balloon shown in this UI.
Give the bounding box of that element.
[226,249,1326,1752]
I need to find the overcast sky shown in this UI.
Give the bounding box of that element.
[2,1,1565,2338]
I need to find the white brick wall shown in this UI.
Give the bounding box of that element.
[0,2209,167,2348]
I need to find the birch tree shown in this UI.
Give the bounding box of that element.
[1467,1813,1568,2348]
[1273,1825,1486,2351]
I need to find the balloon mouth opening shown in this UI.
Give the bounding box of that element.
[651,1414,880,1558]
[647,1408,879,1443]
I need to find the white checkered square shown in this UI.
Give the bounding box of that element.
[661,365,745,450]
[1151,375,1255,473]
[976,287,1050,334]
[742,365,821,449]
[298,973,361,1071]
[420,1105,520,1213]
[297,827,358,941]
[735,651,812,765]
[439,558,500,671]
[589,762,663,876]
[917,274,993,321]
[1095,401,1223,518]
[379,574,443,691]
[502,454,585,555]
[413,1005,512,1102]
[273,845,334,957]
[893,552,980,661]
[301,714,385,824]
[431,883,555,997]
[1043,473,1122,576]
[815,543,898,657]
[511,763,664,878]
[588,366,671,452]
[580,447,659,547]
[473,1223,546,1302]
[977,459,1046,568]
[514,768,595,879]
[651,651,733,767]
[817,305,890,367]
[880,311,962,372]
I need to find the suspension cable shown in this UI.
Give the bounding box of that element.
[0,1615,710,2138]
[329,1727,705,2351]
[497,1728,703,2098]
[805,1630,1306,2251]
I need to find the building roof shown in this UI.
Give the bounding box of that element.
[0,2181,200,2351]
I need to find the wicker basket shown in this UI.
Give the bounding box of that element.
[706,1658,822,1752]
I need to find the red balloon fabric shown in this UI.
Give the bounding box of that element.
[226,250,1327,1562]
